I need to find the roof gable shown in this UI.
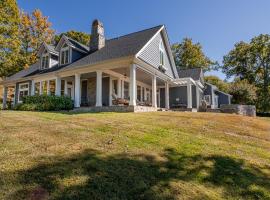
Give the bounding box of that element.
[55,35,89,53]
[177,68,203,81]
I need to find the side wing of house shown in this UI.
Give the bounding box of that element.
[137,29,178,79]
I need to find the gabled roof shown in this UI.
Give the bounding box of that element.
[205,82,232,96]
[37,43,58,57]
[4,25,166,83]
[55,35,89,53]
[60,25,163,71]
[177,68,203,81]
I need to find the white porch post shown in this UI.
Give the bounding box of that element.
[121,80,124,99]
[129,64,136,106]
[109,76,112,106]
[140,86,143,102]
[64,80,68,95]
[55,76,61,96]
[211,87,215,109]
[144,87,147,101]
[187,80,192,109]
[74,73,81,108]
[196,84,200,109]
[165,81,170,109]
[96,70,102,107]
[31,80,35,96]
[117,78,121,98]
[2,86,8,109]
[152,75,157,108]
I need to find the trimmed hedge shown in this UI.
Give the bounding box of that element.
[14,95,73,111]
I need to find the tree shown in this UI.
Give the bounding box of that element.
[172,38,217,71]
[0,0,21,78]
[54,30,90,46]
[19,9,55,68]
[228,79,257,105]
[222,34,270,112]
[204,75,229,93]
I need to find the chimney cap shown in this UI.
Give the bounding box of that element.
[92,19,103,27]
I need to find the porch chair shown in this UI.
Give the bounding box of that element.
[112,93,129,106]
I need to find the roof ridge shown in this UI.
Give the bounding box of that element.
[107,25,163,41]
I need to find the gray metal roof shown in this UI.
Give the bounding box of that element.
[46,44,58,55]
[5,25,163,82]
[177,68,203,81]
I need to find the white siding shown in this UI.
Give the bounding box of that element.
[138,33,175,78]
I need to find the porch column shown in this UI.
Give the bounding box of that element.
[196,84,200,109]
[121,80,124,99]
[55,76,61,96]
[74,73,81,108]
[211,87,215,109]
[31,80,35,96]
[129,64,136,106]
[187,80,192,109]
[144,87,147,101]
[64,80,68,95]
[109,77,112,106]
[165,81,170,109]
[117,78,121,98]
[96,70,102,107]
[152,75,157,108]
[140,86,143,102]
[2,86,8,109]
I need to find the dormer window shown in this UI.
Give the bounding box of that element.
[41,51,49,69]
[159,41,164,66]
[60,44,70,65]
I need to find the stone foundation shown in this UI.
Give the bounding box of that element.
[220,104,256,117]
[73,106,159,113]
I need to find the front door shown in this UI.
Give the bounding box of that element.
[81,80,88,106]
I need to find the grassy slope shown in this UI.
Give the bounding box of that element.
[0,111,269,200]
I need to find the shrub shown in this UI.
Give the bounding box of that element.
[14,95,73,111]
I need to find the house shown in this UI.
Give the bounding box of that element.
[204,82,232,109]
[0,19,230,112]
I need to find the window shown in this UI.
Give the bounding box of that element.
[204,95,211,105]
[137,85,141,101]
[159,41,165,66]
[41,55,49,69]
[61,80,65,96]
[42,81,48,95]
[18,83,29,103]
[34,82,40,95]
[60,45,70,65]
[124,81,129,99]
[49,80,56,95]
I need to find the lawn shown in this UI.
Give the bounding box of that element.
[0,111,269,200]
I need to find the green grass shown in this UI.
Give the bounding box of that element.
[0,111,269,200]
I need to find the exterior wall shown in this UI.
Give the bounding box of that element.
[169,86,187,107]
[50,54,58,67]
[72,49,84,62]
[138,33,176,78]
[159,88,165,108]
[102,77,109,106]
[203,84,213,105]
[14,80,32,104]
[216,91,231,107]
[220,104,256,117]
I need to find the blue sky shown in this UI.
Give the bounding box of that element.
[17,0,270,79]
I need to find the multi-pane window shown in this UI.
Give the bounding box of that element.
[49,80,56,95]
[60,46,69,65]
[18,83,29,103]
[159,42,164,66]
[34,82,40,95]
[41,55,49,69]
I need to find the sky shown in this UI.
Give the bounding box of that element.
[17,0,270,79]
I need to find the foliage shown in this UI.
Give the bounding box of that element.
[19,9,55,68]
[54,30,90,46]
[204,75,229,93]
[13,95,73,111]
[228,79,257,105]
[172,38,218,71]
[222,34,270,112]
[0,0,21,78]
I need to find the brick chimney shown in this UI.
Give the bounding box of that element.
[89,19,105,53]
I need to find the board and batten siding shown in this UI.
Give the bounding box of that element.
[138,33,176,78]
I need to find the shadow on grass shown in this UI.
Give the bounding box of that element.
[6,148,270,200]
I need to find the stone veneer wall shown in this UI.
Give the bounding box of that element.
[220,104,256,117]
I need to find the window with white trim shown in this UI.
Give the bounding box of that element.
[159,41,165,66]
[204,95,211,105]
[60,44,70,65]
[41,54,49,69]
[18,83,29,103]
